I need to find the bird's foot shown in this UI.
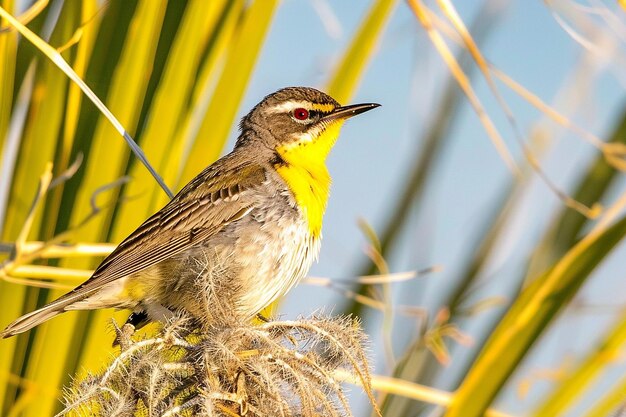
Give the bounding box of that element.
[113,320,137,350]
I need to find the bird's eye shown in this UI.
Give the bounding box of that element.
[293,108,309,120]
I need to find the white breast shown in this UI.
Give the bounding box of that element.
[234,196,320,317]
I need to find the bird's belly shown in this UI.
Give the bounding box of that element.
[235,216,319,316]
[157,207,320,321]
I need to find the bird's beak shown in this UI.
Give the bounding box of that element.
[322,102,381,123]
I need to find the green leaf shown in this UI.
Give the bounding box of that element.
[114,0,228,221]
[533,310,626,416]
[14,3,167,416]
[444,215,626,417]
[1,4,79,414]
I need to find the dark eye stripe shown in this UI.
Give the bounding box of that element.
[290,107,332,123]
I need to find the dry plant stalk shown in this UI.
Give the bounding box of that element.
[57,268,379,417]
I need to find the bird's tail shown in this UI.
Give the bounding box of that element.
[1,291,89,338]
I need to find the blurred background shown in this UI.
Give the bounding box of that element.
[1,0,625,416]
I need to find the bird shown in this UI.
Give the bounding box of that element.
[1,87,379,338]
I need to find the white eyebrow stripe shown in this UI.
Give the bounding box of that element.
[265,100,312,114]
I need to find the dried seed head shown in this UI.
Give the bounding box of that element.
[58,312,375,417]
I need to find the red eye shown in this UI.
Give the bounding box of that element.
[293,108,309,120]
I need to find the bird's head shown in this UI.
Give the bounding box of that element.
[238,87,379,163]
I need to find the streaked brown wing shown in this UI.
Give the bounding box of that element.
[70,161,267,295]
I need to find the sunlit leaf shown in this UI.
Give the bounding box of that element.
[444,216,626,417]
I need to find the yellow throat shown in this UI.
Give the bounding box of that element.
[275,120,345,238]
